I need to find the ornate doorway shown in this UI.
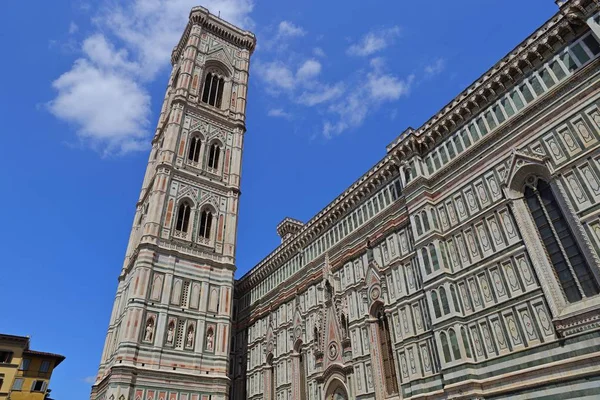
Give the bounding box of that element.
[324,379,348,400]
[331,388,348,400]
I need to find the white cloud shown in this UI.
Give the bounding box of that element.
[49,0,254,155]
[424,58,446,77]
[277,21,306,38]
[367,72,413,101]
[297,83,344,106]
[48,58,151,155]
[296,59,321,81]
[255,61,296,92]
[82,34,140,74]
[256,58,323,94]
[83,376,96,384]
[323,59,413,138]
[69,22,79,34]
[102,0,254,79]
[267,108,292,118]
[313,47,326,58]
[347,26,401,57]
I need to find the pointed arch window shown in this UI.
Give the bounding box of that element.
[267,355,276,400]
[415,215,423,235]
[461,327,472,358]
[429,243,440,270]
[440,332,451,363]
[298,351,307,400]
[208,143,221,170]
[431,290,441,318]
[422,211,430,231]
[199,209,213,239]
[404,168,411,183]
[450,284,461,313]
[422,248,431,275]
[449,329,461,360]
[430,209,439,229]
[202,72,225,108]
[175,202,192,232]
[188,136,202,162]
[439,286,450,315]
[524,178,600,302]
[377,308,399,395]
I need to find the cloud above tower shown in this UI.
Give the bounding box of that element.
[48,0,254,155]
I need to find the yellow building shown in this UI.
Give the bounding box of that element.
[0,334,64,400]
[0,334,28,400]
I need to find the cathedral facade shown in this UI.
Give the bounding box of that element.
[93,1,600,400]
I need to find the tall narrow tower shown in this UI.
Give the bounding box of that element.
[91,8,255,400]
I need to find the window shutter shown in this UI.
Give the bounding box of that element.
[42,381,48,392]
[12,378,23,390]
[30,380,36,391]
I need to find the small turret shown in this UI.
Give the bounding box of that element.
[276,217,304,243]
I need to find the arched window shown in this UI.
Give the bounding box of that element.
[202,72,225,108]
[449,329,461,360]
[461,327,472,358]
[175,202,191,232]
[188,136,201,162]
[450,284,461,313]
[429,243,440,270]
[199,209,213,239]
[267,355,275,400]
[377,308,399,395]
[208,143,221,170]
[439,287,450,315]
[422,248,431,274]
[440,332,451,363]
[415,215,423,235]
[430,208,439,229]
[422,211,430,231]
[440,242,450,270]
[298,351,307,400]
[524,178,600,302]
[431,290,441,318]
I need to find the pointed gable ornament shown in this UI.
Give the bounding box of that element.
[265,317,275,357]
[503,149,551,199]
[292,305,304,343]
[364,239,387,312]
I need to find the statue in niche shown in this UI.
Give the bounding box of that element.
[366,240,374,264]
[313,326,320,345]
[166,322,175,344]
[144,318,154,342]
[325,280,333,301]
[186,326,194,347]
[206,328,214,351]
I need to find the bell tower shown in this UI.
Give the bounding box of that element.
[91,7,255,400]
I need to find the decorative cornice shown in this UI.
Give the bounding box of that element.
[236,156,399,292]
[386,0,598,159]
[171,6,256,66]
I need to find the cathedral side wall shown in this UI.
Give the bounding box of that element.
[234,8,600,400]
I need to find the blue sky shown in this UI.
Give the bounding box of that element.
[0,0,557,398]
